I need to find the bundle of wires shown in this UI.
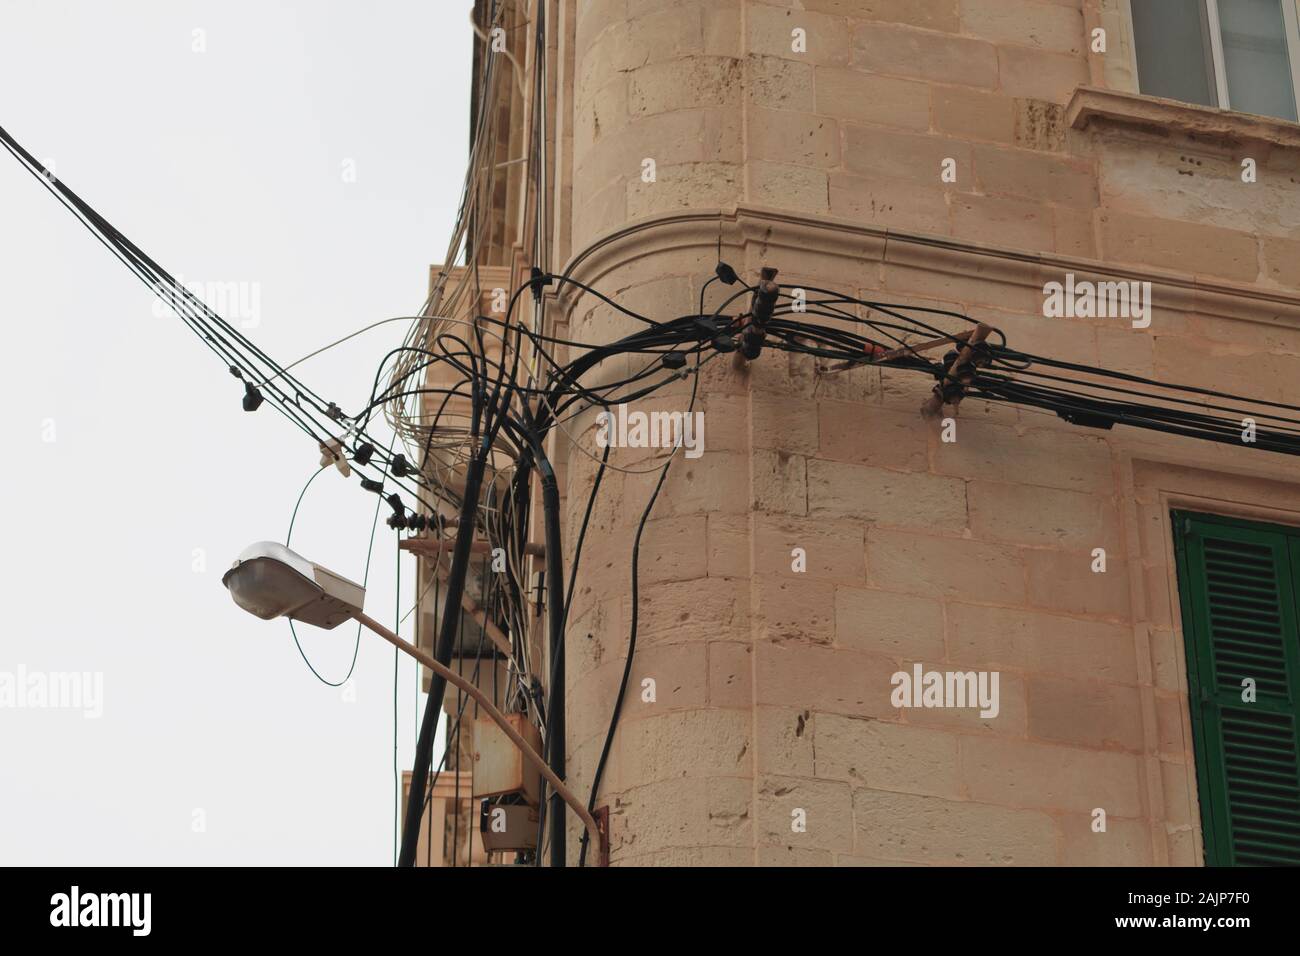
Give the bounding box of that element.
[9,91,1300,869]
[758,286,1300,456]
[0,126,468,525]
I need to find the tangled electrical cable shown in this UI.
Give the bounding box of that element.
[366,257,1300,866]
[0,126,454,517]
[773,285,1300,456]
[10,101,1300,869]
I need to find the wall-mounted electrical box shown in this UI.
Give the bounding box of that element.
[471,713,542,806]
[479,800,539,853]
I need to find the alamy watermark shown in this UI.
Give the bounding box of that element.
[594,403,705,459]
[1043,273,1151,328]
[50,886,150,936]
[0,665,103,718]
[151,274,262,328]
[890,664,1000,719]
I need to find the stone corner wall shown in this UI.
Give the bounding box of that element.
[555,0,1300,867]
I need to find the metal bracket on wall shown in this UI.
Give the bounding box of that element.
[819,326,980,373]
[920,322,994,419]
[593,805,611,867]
[735,266,781,366]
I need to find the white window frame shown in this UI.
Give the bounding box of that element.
[1125,0,1300,118]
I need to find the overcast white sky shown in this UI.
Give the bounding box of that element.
[0,0,471,864]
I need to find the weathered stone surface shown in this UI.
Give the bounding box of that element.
[551,0,1298,870]
[852,789,1058,864]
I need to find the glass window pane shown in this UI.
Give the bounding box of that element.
[1132,0,1217,107]
[1218,0,1298,121]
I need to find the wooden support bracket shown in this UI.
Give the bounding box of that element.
[736,266,780,365]
[398,537,514,657]
[401,535,545,559]
[921,322,994,419]
[819,327,978,374]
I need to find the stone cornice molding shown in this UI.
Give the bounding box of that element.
[1067,86,1300,152]
[553,204,1300,329]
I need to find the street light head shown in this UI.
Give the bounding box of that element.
[221,541,364,630]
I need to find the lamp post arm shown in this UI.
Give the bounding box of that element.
[351,611,604,861]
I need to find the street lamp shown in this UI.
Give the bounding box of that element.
[222,542,364,628]
[221,541,604,863]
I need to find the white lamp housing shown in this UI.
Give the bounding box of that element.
[222,541,364,630]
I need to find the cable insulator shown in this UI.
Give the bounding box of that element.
[241,381,263,412]
[318,438,351,476]
[741,266,780,360]
[529,266,552,302]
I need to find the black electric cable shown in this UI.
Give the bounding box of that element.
[398,404,489,868]
[14,112,1300,866]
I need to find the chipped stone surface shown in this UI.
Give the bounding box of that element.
[852,789,1058,864]
[547,0,1300,868]
[1015,99,1067,151]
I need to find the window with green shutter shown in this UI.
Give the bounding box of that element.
[1172,510,1300,865]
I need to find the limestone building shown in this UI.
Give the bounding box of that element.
[413,0,1300,866]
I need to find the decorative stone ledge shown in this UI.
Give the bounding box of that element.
[554,203,1300,327]
[1066,86,1300,151]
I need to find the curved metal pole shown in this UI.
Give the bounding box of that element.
[352,611,603,861]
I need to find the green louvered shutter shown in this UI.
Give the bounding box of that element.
[1173,511,1300,865]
